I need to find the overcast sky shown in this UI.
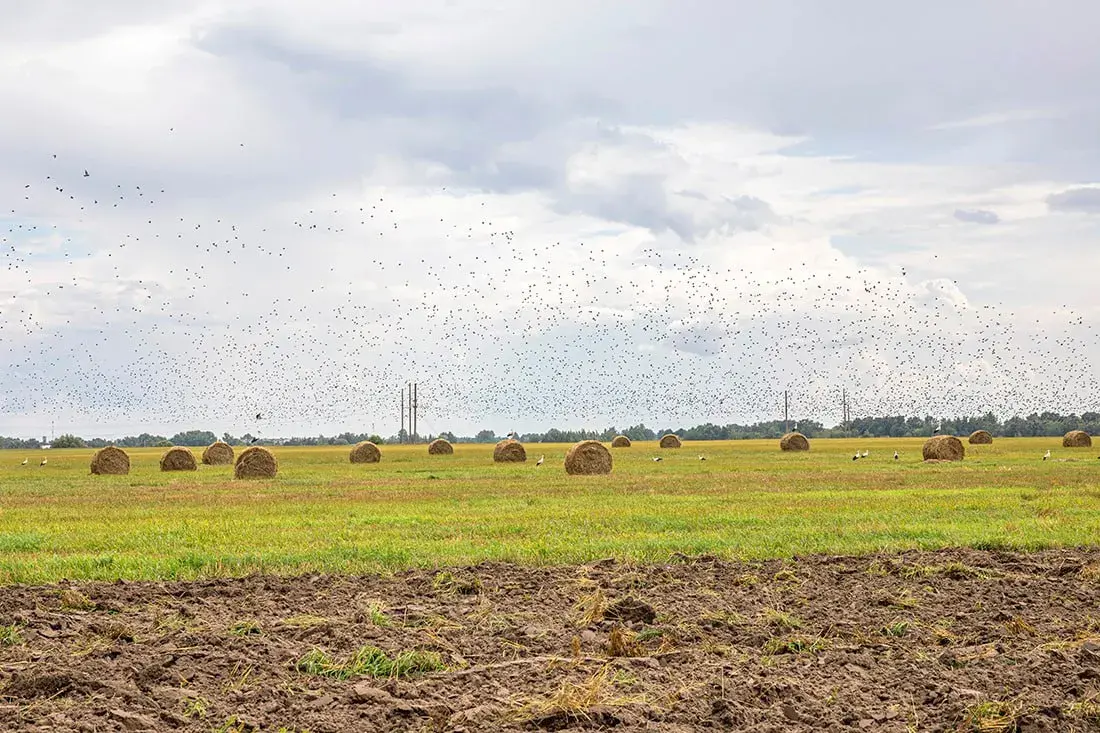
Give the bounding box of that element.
[2,1,1099,439]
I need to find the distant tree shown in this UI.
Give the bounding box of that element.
[438,431,457,443]
[51,434,85,449]
[154,439,173,448]
[367,435,385,445]
[169,430,218,446]
[474,429,497,443]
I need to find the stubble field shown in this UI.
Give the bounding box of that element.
[1,438,1099,731]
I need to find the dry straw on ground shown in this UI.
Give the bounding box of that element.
[234,446,278,479]
[493,439,527,463]
[90,446,130,475]
[968,430,993,445]
[428,439,454,455]
[564,440,613,475]
[349,441,382,463]
[780,432,810,451]
[611,435,631,448]
[1063,430,1092,448]
[923,435,965,462]
[202,441,234,466]
[159,446,197,472]
[659,434,682,449]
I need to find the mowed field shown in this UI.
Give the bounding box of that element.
[0,437,1097,584]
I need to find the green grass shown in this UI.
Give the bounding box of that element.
[294,645,444,679]
[0,438,1097,583]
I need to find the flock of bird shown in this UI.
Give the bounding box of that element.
[2,133,1098,438]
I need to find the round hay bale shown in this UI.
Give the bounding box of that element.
[428,439,454,455]
[234,446,278,479]
[1064,430,1092,448]
[968,430,993,445]
[493,439,527,463]
[922,435,965,462]
[159,446,197,472]
[779,432,810,451]
[659,434,682,449]
[611,435,631,448]
[90,446,130,475]
[564,440,612,475]
[202,441,234,465]
[349,441,382,463]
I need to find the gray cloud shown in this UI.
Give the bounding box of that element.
[1047,186,1100,214]
[954,209,1000,224]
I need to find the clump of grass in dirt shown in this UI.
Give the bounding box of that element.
[1003,617,1036,636]
[958,699,1023,732]
[432,570,481,595]
[880,620,910,638]
[901,561,994,580]
[181,695,209,719]
[1079,564,1100,582]
[773,569,797,583]
[512,666,646,724]
[229,619,263,636]
[733,573,760,587]
[698,610,747,629]
[59,589,95,611]
[606,626,644,657]
[294,646,444,680]
[89,619,134,642]
[763,635,827,655]
[1067,693,1100,725]
[281,614,329,629]
[0,623,23,646]
[363,602,391,627]
[574,588,608,626]
[762,609,803,630]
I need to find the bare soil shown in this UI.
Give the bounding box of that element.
[2,548,1100,732]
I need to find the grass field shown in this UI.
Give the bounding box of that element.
[0,437,1097,584]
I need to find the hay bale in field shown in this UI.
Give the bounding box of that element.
[968,430,993,445]
[493,439,527,463]
[922,435,965,462]
[564,440,612,475]
[349,441,381,463]
[428,439,454,455]
[659,434,682,449]
[779,432,810,451]
[234,446,278,479]
[1064,430,1092,448]
[159,446,197,472]
[90,446,130,475]
[611,435,631,448]
[202,441,234,465]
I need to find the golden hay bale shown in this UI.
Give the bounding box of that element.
[659,434,682,449]
[90,446,130,475]
[1063,430,1092,448]
[564,440,612,475]
[968,430,993,445]
[159,446,197,472]
[779,432,810,451]
[493,439,527,463]
[349,441,382,463]
[428,439,454,455]
[234,446,278,479]
[922,435,965,462]
[611,435,631,448]
[202,441,234,465]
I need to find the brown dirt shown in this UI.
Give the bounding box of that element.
[2,548,1099,732]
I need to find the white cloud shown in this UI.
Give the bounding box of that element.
[1,1,1099,438]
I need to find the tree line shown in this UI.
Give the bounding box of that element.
[2,411,1098,449]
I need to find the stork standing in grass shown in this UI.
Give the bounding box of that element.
[1043,450,1051,461]
[21,458,28,466]
[535,455,544,467]
[40,457,47,466]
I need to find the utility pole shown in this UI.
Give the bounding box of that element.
[412,382,418,444]
[783,390,789,434]
[400,387,406,444]
[842,389,848,432]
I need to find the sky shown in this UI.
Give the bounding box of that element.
[1,1,1099,440]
